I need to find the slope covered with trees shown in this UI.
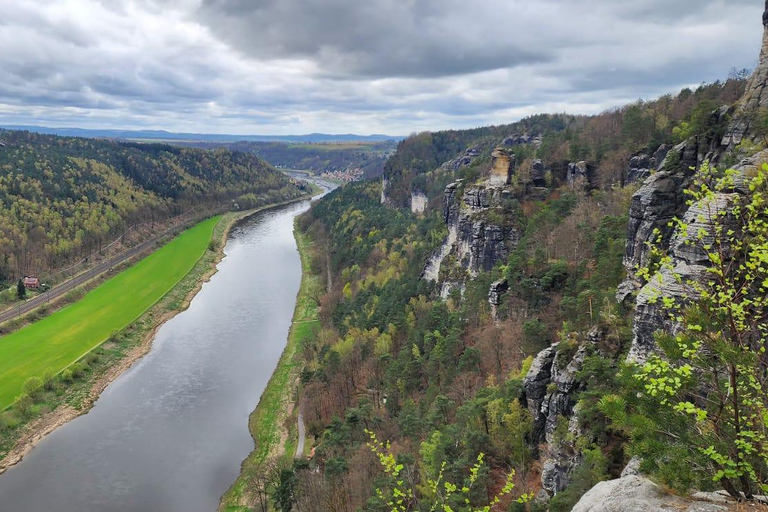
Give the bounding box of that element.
[176,140,398,180]
[0,130,305,284]
[235,61,768,511]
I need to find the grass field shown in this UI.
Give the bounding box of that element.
[0,217,219,409]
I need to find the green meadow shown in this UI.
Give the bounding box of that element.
[0,216,220,409]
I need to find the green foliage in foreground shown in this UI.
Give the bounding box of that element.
[0,216,219,408]
[602,163,768,498]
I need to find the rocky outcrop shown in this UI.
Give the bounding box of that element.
[457,217,514,274]
[626,145,672,184]
[541,435,583,496]
[623,141,698,273]
[427,181,519,281]
[440,146,481,172]
[523,346,556,442]
[572,475,727,512]
[627,154,653,184]
[410,191,428,214]
[727,1,768,148]
[531,159,547,187]
[627,151,767,362]
[381,177,390,205]
[503,133,542,147]
[490,147,515,186]
[488,279,509,320]
[567,161,592,189]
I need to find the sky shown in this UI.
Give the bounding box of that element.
[0,0,763,135]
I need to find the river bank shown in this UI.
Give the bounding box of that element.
[0,192,316,476]
[219,218,324,511]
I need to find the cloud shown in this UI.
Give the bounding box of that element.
[0,0,763,134]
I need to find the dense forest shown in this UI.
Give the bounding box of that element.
[239,67,768,511]
[176,141,398,180]
[0,130,306,285]
[383,71,748,208]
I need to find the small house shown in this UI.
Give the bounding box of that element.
[23,276,40,290]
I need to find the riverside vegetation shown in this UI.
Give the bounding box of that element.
[230,13,768,510]
[220,224,324,512]
[0,139,314,473]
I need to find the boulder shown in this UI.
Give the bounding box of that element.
[572,476,727,512]
[620,457,642,478]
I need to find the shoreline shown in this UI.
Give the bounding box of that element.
[0,193,314,476]
[218,216,324,511]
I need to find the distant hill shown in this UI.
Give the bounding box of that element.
[0,129,306,283]
[0,126,403,144]
[176,140,398,180]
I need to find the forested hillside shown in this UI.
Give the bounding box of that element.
[243,48,768,510]
[176,140,397,180]
[0,130,305,284]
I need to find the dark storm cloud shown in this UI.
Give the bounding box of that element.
[196,0,553,78]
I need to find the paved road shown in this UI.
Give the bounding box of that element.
[0,218,197,328]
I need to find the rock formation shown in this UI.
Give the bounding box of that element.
[488,279,509,320]
[567,161,592,189]
[626,149,768,362]
[522,329,603,497]
[410,190,428,214]
[490,147,515,186]
[571,475,727,512]
[723,0,768,151]
[439,145,481,172]
[503,133,542,147]
[424,181,519,284]
[531,159,548,187]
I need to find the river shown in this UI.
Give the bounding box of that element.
[0,179,334,512]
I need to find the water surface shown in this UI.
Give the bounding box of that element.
[0,186,331,512]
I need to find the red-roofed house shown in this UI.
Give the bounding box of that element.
[23,276,40,290]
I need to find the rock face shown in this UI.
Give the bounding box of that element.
[627,154,653,184]
[440,146,481,172]
[426,181,519,281]
[732,1,768,141]
[626,151,768,362]
[490,147,515,186]
[523,345,557,442]
[626,145,672,184]
[381,177,390,205]
[567,161,592,188]
[488,279,509,320]
[503,133,542,147]
[572,475,727,512]
[531,159,547,187]
[622,141,698,273]
[522,329,605,497]
[410,191,428,214]
[723,2,768,150]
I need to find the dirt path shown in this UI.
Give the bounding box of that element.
[295,406,305,459]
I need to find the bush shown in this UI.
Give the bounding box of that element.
[22,377,43,400]
[15,393,35,417]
